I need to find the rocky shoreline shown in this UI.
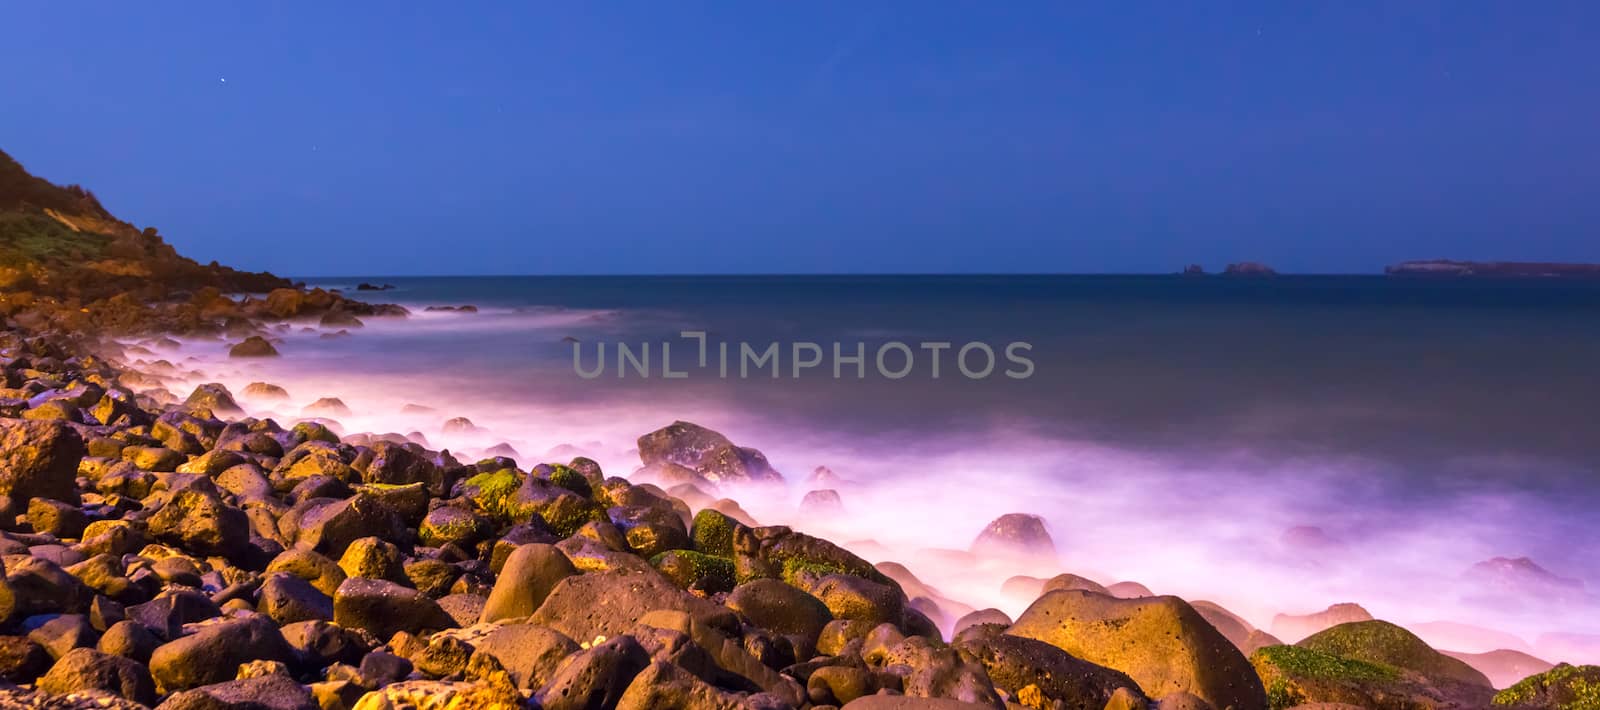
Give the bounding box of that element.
[2,150,1597,709]
[0,308,1594,710]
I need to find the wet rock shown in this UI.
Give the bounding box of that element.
[419,505,488,549]
[879,636,1004,707]
[529,567,738,644]
[473,624,579,690]
[650,549,736,595]
[148,488,250,558]
[26,497,86,537]
[336,536,406,583]
[259,572,335,624]
[280,620,370,668]
[97,620,160,662]
[148,614,295,691]
[954,624,1146,709]
[0,417,85,508]
[349,679,520,710]
[806,574,904,626]
[636,420,784,484]
[28,613,98,659]
[229,336,279,358]
[37,647,157,705]
[242,382,290,400]
[295,494,406,558]
[1298,620,1493,691]
[184,383,242,414]
[266,549,347,597]
[952,609,1011,636]
[971,513,1056,558]
[727,578,834,648]
[536,635,651,710]
[159,673,318,709]
[479,543,577,624]
[332,577,456,639]
[0,635,51,682]
[617,659,748,710]
[303,397,351,417]
[1008,590,1267,710]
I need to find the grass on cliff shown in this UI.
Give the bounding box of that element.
[0,213,110,267]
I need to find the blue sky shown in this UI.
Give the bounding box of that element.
[3,2,1597,274]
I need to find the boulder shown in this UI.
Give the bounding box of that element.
[37,647,156,705]
[726,578,834,647]
[536,635,650,710]
[970,513,1056,558]
[529,567,738,645]
[636,420,784,484]
[0,417,84,507]
[1298,620,1493,691]
[148,614,294,691]
[333,578,456,639]
[473,624,579,690]
[1007,590,1266,710]
[148,488,250,558]
[159,673,319,710]
[229,336,280,358]
[184,383,242,414]
[479,543,578,624]
[954,625,1146,709]
[616,660,747,710]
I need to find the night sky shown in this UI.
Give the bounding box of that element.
[3,2,1597,275]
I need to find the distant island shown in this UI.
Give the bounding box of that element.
[1385,260,1600,278]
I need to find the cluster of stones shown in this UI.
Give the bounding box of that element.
[0,328,1594,710]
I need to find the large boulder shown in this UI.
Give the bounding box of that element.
[0,417,84,508]
[229,336,280,358]
[37,647,156,705]
[1298,621,1493,697]
[1251,643,1478,710]
[726,578,834,647]
[472,624,579,690]
[970,513,1057,558]
[480,543,578,624]
[529,567,738,644]
[636,421,783,484]
[148,614,294,692]
[160,673,319,710]
[147,488,250,558]
[953,624,1147,709]
[536,635,650,710]
[1007,590,1266,710]
[332,578,456,639]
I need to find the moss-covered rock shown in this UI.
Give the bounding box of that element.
[1251,644,1409,710]
[650,549,735,594]
[1493,664,1600,709]
[690,508,741,558]
[1298,620,1493,690]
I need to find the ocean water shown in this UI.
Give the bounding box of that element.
[149,275,1600,661]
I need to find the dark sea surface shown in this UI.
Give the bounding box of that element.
[176,275,1600,657]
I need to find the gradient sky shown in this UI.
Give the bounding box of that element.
[3,3,1598,275]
